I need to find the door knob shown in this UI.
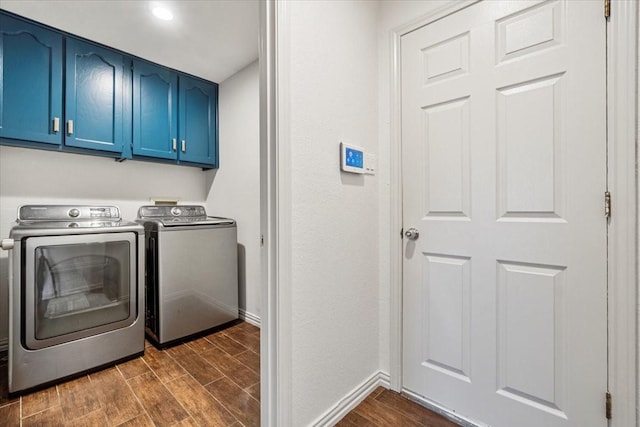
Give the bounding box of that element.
[405,228,419,240]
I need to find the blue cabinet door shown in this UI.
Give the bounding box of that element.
[0,15,63,145]
[65,38,125,153]
[132,60,178,160]
[178,75,218,167]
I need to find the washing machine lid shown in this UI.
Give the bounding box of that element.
[137,205,234,227]
[158,217,235,227]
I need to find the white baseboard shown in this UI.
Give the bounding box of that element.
[312,371,390,427]
[401,388,486,427]
[0,338,7,352]
[239,309,261,328]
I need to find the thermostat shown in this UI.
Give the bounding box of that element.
[340,142,365,174]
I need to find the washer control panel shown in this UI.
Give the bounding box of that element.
[138,205,207,219]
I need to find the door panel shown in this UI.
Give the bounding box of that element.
[421,254,471,381]
[401,1,606,426]
[421,97,470,218]
[497,74,564,219]
[496,260,567,417]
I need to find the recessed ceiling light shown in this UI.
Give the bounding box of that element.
[152,6,173,21]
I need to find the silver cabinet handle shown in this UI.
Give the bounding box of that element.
[67,119,74,135]
[405,228,419,240]
[181,140,186,153]
[172,138,177,151]
[53,117,60,133]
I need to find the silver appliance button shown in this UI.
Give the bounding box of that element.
[170,207,182,217]
[68,208,80,218]
[0,239,14,250]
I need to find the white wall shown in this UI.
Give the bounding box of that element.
[206,60,261,321]
[281,1,380,424]
[0,147,207,345]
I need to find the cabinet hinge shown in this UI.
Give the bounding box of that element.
[400,228,404,238]
[604,0,610,18]
[605,391,612,419]
[260,234,264,247]
[604,191,611,220]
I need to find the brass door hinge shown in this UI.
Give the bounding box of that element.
[604,0,611,18]
[605,191,611,220]
[605,391,612,419]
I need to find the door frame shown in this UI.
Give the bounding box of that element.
[387,1,638,426]
[260,1,293,426]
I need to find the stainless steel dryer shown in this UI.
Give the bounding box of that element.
[137,205,238,347]
[0,205,145,394]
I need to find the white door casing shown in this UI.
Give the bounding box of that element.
[401,1,607,426]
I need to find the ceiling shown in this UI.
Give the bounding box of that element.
[0,0,260,83]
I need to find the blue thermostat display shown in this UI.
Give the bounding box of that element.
[346,147,363,168]
[340,142,365,174]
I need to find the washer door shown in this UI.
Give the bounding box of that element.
[23,232,138,349]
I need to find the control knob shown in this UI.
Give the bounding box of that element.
[0,239,14,250]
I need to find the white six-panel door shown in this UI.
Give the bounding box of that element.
[401,1,607,426]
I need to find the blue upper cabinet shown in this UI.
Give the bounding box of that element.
[132,60,178,160]
[0,15,63,145]
[178,75,218,167]
[0,12,218,168]
[65,38,125,153]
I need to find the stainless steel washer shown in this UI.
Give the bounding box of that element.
[137,205,238,347]
[0,205,145,394]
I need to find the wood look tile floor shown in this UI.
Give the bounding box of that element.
[0,321,460,427]
[0,321,260,427]
[337,387,460,427]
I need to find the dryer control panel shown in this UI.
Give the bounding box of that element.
[19,205,120,221]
